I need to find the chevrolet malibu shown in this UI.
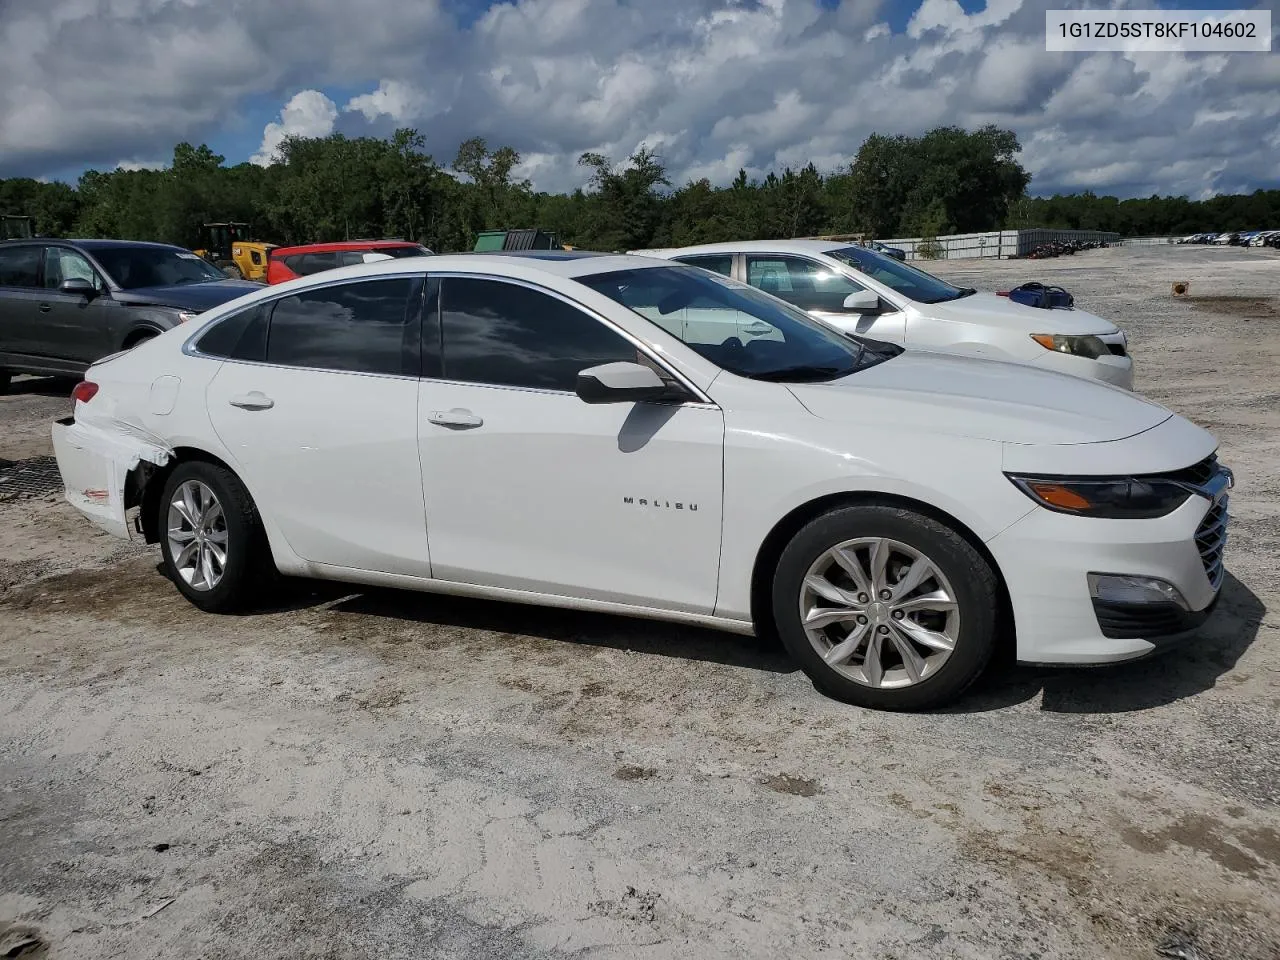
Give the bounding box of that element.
[632,240,1134,389]
[51,252,1229,710]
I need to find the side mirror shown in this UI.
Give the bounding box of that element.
[576,361,672,405]
[842,290,880,312]
[60,277,96,298]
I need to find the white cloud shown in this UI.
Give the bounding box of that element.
[1,0,1276,199]
[251,90,339,166]
[116,158,167,172]
[345,79,428,124]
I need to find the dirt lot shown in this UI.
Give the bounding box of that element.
[1,245,1277,960]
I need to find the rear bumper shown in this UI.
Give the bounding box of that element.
[52,417,131,539]
[51,416,171,541]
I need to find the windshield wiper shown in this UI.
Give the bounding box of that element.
[749,364,852,383]
[948,287,977,300]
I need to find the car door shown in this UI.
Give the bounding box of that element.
[670,254,779,347]
[744,254,907,343]
[417,274,725,613]
[40,245,115,363]
[204,274,431,576]
[0,243,46,360]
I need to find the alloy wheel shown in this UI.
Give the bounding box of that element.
[166,479,229,592]
[798,537,960,689]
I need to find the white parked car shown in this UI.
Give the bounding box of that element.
[631,240,1133,389]
[52,252,1229,710]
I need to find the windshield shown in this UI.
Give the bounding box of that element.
[579,265,897,382]
[826,246,970,304]
[93,246,227,289]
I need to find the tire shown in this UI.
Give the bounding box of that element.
[771,504,999,711]
[124,329,157,349]
[0,371,10,395]
[158,461,274,613]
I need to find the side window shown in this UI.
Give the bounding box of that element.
[266,277,420,376]
[250,250,263,265]
[340,251,365,267]
[195,303,269,362]
[440,278,638,392]
[0,245,41,288]
[675,254,733,277]
[746,256,867,313]
[299,252,340,275]
[282,255,306,274]
[43,248,103,291]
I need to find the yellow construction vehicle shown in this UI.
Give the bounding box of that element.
[193,222,276,282]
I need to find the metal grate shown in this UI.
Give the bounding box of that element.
[1196,496,1229,591]
[1159,454,1218,489]
[0,456,63,499]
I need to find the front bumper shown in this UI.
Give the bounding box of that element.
[987,481,1229,664]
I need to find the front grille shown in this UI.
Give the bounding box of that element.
[1196,496,1228,591]
[1107,343,1127,357]
[1158,454,1218,488]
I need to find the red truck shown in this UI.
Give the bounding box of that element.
[266,239,433,284]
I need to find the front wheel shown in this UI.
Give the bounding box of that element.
[771,504,999,711]
[158,461,272,613]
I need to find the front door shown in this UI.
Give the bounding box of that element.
[41,246,114,363]
[743,254,908,344]
[205,275,430,575]
[418,275,724,613]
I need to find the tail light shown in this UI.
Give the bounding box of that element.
[72,381,99,404]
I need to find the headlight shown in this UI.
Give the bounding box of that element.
[1030,334,1107,359]
[1006,474,1193,519]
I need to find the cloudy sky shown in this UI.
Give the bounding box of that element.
[1,0,1276,198]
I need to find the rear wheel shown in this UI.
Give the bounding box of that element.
[158,461,273,613]
[771,504,999,711]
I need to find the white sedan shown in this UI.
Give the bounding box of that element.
[631,240,1134,389]
[52,252,1229,710]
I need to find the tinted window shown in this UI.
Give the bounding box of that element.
[195,303,269,362]
[92,246,226,288]
[440,278,637,391]
[745,256,867,313]
[0,245,41,288]
[266,278,420,376]
[675,254,733,277]
[299,253,340,275]
[250,250,263,265]
[43,247,104,291]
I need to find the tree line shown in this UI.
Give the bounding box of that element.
[2,125,1277,253]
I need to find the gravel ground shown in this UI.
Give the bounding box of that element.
[1,245,1277,960]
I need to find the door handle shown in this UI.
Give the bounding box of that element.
[38,304,52,313]
[229,392,274,411]
[428,408,483,429]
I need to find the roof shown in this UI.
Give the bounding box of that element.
[64,238,188,251]
[458,249,609,261]
[271,239,426,256]
[630,239,851,258]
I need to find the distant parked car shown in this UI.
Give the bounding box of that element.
[266,240,433,284]
[631,239,1133,389]
[0,238,261,391]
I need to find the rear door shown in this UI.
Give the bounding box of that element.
[0,244,46,360]
[40,245,115,363]
[204,274,431,575]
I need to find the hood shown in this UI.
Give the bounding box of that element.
[788,350,1169,445]
[921,292,1119,336]
[116,280,262,311]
